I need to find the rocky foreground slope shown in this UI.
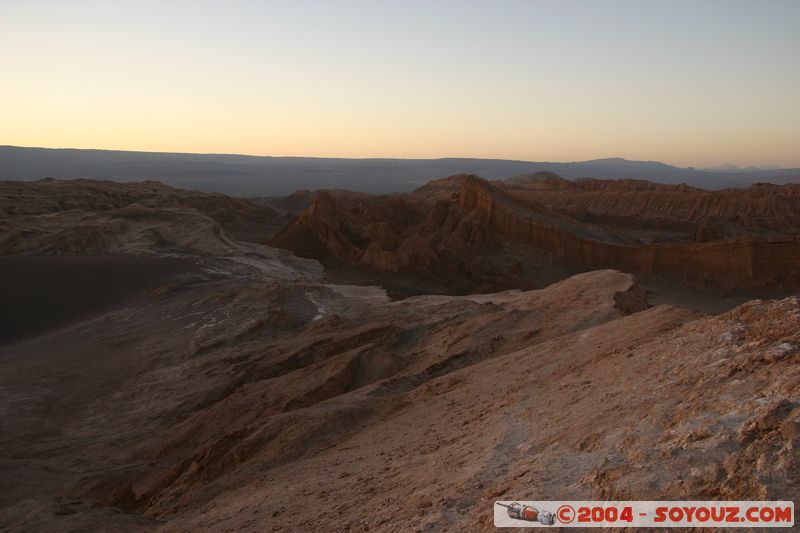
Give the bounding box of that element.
[1,264,798,531]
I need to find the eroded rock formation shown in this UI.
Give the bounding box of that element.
[270,174,800,293]
[0,178,285,255]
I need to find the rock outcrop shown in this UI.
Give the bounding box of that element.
[270,174,800,293]
[3,265,799,531]
[0,179,285,255]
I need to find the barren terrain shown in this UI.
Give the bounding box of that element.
[1,177,799,531]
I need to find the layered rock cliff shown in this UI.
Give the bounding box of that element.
[505,175,800,240]
[461,176,800,289]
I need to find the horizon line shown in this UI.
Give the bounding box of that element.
[2,144,794,171]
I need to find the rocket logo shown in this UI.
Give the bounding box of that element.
[495,502,556,525]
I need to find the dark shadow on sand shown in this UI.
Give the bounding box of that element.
[0,255,199,344]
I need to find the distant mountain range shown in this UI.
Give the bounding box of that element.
[701,165,785,172]
[1,146,798,196]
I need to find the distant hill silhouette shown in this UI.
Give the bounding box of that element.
[2,146,799,196]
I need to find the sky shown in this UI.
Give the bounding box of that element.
[1,0,798,167]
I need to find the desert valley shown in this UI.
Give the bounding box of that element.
[3,1,799,530]
[2,173,799,531]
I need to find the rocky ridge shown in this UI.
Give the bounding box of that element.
[0,178,285,256]
[1,267,798,531]
[271,174,800,294]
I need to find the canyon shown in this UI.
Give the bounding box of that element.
[270,173,800,299]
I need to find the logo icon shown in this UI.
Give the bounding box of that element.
[496,502,556,525]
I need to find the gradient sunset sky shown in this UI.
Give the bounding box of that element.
[2,0,798,167]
